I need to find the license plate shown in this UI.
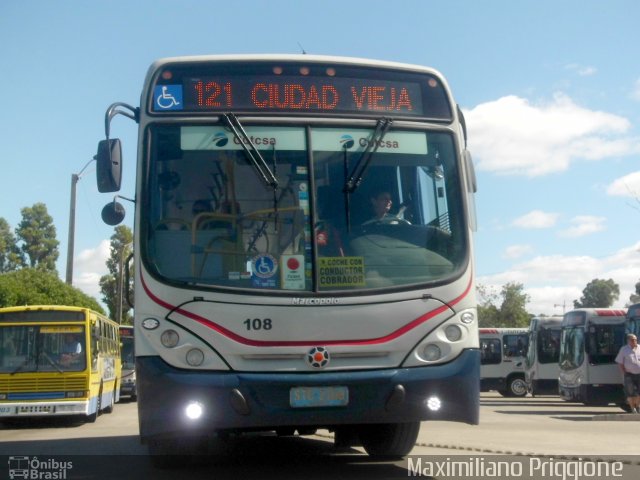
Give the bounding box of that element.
[0,406,14,416]
[289,386,349,408]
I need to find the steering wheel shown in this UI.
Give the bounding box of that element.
[377,216,412,225]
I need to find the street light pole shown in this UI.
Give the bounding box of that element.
[65,158,96,285]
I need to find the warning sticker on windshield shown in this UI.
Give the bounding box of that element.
[318,257,365,287]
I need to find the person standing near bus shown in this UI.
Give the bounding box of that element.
[615,333,640,413]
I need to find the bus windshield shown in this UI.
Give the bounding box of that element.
[0,325,86,373]
[537,328,561,364]
[145,124,466,292]
[586,324,625,365]
[559,326,584,370]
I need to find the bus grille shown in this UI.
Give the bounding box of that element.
[0,376,87,393]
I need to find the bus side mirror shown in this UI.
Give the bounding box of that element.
[96,139,123,193]
[102,201,126,226]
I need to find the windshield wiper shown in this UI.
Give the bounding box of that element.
[40,351,64,373]
[343,118,393,194]
[10,357,32,375]
[222,113,279,189]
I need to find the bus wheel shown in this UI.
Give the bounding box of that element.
[507,377,527,397]
[358,422,420,459]
[87,386,102,423]
[104,389,115,414]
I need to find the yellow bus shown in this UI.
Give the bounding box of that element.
[0,305,121,422]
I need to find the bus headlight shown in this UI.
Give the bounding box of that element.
[160,329,180,348]
[423,344,442,361]
[185,401,204,420]
[426,396,442,411]
[186,348,205,366]
[444,325,462,342]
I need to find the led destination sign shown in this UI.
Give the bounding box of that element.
[151,62,453,119]
[185,76,422,115]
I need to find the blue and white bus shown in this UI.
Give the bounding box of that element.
[559,308,627,409]
[94,55,479,464]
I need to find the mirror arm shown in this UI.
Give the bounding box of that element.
[114,194,136,204]
[105,103,139,139]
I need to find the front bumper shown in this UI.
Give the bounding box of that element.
[137,349,480,441]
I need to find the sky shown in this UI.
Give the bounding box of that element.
[1,0,639,315]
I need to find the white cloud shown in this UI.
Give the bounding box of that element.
[478,242,640,315]
[565,63,597,77]
[72,240,110,299]
[503,244,534,260]
[465,93,639,176]
[558,215,606,238]
[607,171,640,198]
[512,210,559,229]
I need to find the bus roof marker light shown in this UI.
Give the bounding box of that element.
[185,401,203,420]
[161,70,173,80]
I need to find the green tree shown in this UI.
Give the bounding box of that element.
[477,282,530,327]
[0,218,24,272]
[498,282,531,327]
[477,284,500,327]
[629,280,640,306]
[573,278,620,308]
[15,203,59,272]
[0,268,103,312]
[99,226,134,323]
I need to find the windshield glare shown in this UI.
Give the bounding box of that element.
[0,326,86,373]
[146,124,467,292]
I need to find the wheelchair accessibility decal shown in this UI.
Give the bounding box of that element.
[154,85,183,110]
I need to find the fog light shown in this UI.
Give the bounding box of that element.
[160,329,179,348]
[444,324,462,342]
[186,348,204,366]
[423,344,441,361]
[426,396,441,411]
[460,311,475,324]
[185,401,203,420]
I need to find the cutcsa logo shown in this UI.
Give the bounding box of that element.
[339,134,355,150]
[211,132,229,147]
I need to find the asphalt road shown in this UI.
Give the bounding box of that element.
[1,394,640,480]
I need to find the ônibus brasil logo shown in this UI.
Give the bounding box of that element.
[306,346,330,369]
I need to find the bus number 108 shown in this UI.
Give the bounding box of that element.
[244,318,273,331]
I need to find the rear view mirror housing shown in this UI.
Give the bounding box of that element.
[102,201,126,226]
[96,139,122,193]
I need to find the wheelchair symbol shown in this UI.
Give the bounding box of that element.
[154,85,182,110]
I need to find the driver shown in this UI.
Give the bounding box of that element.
[362,191,407,225]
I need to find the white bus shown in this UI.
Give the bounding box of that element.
[558,308,627,409]
[479,328,528,397]
[94,55,479,464]
[626,303,640,339]
[524,316,562,396]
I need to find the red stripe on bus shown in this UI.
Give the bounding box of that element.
[594,309,626,316]
[140,273,473,347]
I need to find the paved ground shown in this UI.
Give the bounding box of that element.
[413,393,640,459]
